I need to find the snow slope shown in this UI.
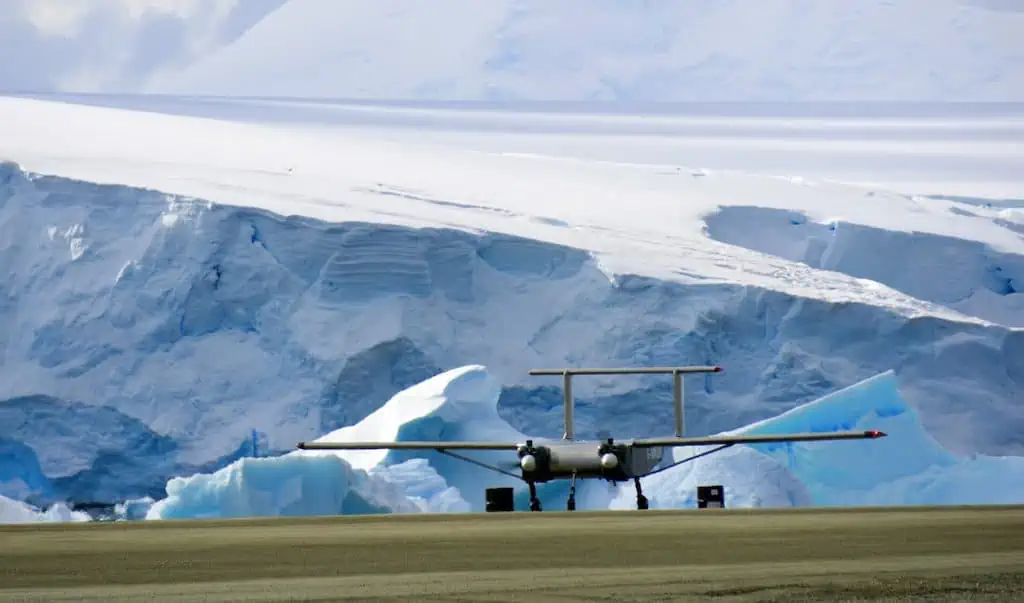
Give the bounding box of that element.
[149,365,1024,519]
[704,205,1024,327]
[147,0,1024,102]
[0,94,1022,515]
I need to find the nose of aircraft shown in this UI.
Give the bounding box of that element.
[520,454,537,471]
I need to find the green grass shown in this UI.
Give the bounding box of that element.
[2,506,1023,602]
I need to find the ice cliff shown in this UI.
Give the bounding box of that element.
[1,161,1022,518]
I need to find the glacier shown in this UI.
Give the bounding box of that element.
[148,365,1024,519]
[1,158,1023,520]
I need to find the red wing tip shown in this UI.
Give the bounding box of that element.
[866,430,887,438]
[713,366,724,372]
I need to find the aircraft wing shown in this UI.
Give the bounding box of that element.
[296,430,885,451]
[297,440,520,451]
[630,430,886,448]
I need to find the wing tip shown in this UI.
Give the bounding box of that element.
[865,430,887,438]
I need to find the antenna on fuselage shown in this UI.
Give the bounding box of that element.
[527,365,724,440]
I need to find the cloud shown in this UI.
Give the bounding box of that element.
[21,1,95,38]
[1,0,285,92]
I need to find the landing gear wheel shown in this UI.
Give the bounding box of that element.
[567,472,577,511]
[634,477,649,510]
[528,481,542,512]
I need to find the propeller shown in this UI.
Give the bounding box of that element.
[496,458,526,471]
[594,429,620,496]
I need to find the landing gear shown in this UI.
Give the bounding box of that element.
[528,481,542,512]
[567,472,577,511]
[634,477,649,510]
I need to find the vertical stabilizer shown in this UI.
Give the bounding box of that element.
[528,365,722,441]
[563,371,574,440]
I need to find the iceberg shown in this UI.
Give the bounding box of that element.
[732,370,1024,506]
[0,494,90,524]
[637,370,1024,509]
[146,365,515,519]
[304,365,526,509]
[146,365,1024,520]
[146,452,422,520]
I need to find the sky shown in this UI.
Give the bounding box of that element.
[0,0,284,92]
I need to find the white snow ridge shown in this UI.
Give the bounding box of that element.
[0,86,1023,521]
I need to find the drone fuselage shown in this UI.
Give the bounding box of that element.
[516,440,665,483]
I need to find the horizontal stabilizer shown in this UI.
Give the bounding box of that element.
[528,366,722,376]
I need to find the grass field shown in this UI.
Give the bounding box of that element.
[2,506,1023,602]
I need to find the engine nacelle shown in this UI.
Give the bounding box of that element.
[516,441,554,481]
[517,439,633,482]
[599,452,619,470]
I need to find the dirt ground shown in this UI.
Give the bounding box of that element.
[2,505,1022,602]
